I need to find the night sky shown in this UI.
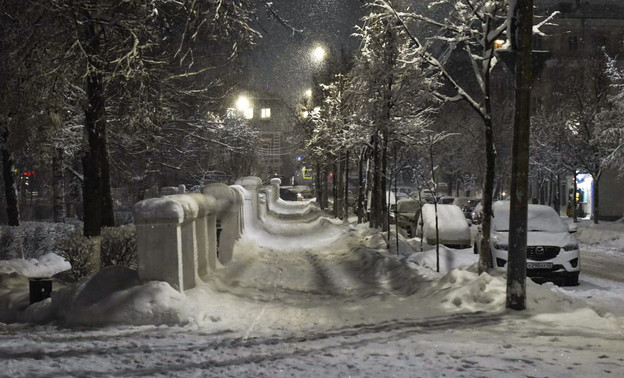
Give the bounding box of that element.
[243,0,366,104]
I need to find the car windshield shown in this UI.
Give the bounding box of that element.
[492,204,568,233]
[397,201,419,213]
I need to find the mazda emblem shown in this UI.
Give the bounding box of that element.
[535,246,544,254]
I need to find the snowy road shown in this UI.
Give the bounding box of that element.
[2,311,623,378]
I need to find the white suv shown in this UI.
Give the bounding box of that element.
[474,202,580,286]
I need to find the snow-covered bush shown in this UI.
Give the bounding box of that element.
[0,222,77,260]
[0,228,22,260]
[56,231,97,281]
[56,225,138,280]
[101,225,137,269]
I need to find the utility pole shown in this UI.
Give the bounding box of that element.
[506,0,533,310]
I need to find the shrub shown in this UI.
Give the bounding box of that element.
[0,222,76,260]
[0,228,23,260]
[56,231,97,281]
[101,225,137,269]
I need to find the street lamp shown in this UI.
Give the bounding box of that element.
[235,95,253,119]
[311,46,325,63]
[235,95,250,111]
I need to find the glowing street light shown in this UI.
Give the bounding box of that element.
[311,46,326,63]
[304,89,312,97]
[235,95,250,111]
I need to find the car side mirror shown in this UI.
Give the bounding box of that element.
[568,223,578,233]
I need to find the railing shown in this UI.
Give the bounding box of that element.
[133,177,264,292]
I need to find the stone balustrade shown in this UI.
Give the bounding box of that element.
[133,178,260,292]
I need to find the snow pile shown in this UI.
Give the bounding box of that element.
[575,220,624,251]
[0,253,70,278]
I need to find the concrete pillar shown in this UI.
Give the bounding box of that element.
[202,184,241,265]
[187,193,218,278]
[235,177,263,223]
[270,177,281,206]
[133,197,186,291]
[230,185,246,234]
[167,195,199,290]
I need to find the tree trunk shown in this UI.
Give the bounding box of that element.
[336,156,344,219]
[344,149,350,222]
[322,165,329,211]
[357,148,366,223]
[315,163,323,209]
[371,133,381,228]
[554,174,561,214]
[506,0,534,311]
[52,147,66,222]
[81,16,114,240]
[381,129,389,232]
[479,117,496,274]
[572,171,578,222]
[1,128,19,226]
[592,172,600,224]
[332,161,339,218]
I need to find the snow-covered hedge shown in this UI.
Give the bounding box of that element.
[101,225,137,269]
[57,225,138,280]
[0,222,77,260]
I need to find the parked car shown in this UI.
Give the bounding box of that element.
[452,197,481,219]
[391,198,421,237]
[438,196,456,204]
[473,202,580,286]
[419,189,435,203]
[471,201,483,224]
[415,204,472,248]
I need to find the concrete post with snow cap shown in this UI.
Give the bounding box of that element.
[165,195,199,290]
[186,193,218,277]
[133,197,187,291]
[202,183,240,265]
[235,176,263,224]
[229,185,246,234]
[269,177,281,206]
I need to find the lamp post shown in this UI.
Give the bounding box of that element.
[235,95,253,119]
[311,46,326,64]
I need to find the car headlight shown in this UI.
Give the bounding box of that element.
[563,242,579,251]
[493,242,508,251]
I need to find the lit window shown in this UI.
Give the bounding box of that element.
[244,107,254,119]
[261,108,271,118]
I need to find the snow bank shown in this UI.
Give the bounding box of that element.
[574,220,624,250]
[0,253,70,278]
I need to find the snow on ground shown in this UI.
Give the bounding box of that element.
[0,207,623,376]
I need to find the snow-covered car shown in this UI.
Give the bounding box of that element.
[391,198,421,237]
[474,202,580,286]
[415,204,472,248]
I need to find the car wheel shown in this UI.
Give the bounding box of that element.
[563,272,579,286]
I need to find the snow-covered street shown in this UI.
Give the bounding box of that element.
[1,211,623,377]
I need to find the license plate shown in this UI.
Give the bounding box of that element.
[527,262,553,269]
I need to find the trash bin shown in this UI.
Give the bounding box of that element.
[29,277,52,304]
